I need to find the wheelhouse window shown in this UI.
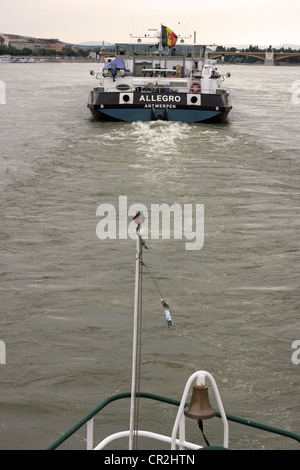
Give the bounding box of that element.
[116,43,160,56]
[116,44,127,55]
[115,43,206,59]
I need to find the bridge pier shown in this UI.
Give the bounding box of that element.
[264,51,274,66]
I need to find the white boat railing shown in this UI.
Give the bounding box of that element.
[94,369,228,451]
[46,388,300,450]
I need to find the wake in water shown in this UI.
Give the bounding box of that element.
[97,121,191,159]
[96,120,225,161]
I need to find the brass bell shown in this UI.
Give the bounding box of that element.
[184,384,216,420]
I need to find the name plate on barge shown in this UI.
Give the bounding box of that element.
[135,92,186,107]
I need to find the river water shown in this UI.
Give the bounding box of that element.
[0,62,299,450]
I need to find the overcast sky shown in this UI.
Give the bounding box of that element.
[1,0,299,46]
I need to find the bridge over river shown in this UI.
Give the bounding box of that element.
[97,50,299,66]
[207,51,300,65]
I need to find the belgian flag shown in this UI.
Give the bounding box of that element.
[161,25,178,48]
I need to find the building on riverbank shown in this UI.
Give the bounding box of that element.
[0,33,63,52]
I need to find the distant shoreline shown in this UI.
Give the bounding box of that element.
[2,55,300,66]
[0,56,100,63]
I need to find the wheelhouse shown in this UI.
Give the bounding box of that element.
[114,41,206,79]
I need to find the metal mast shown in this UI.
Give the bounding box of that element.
[129,214,144,450]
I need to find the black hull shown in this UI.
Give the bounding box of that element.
[87,90,232,123]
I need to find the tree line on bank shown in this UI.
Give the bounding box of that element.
[0,44,91,57]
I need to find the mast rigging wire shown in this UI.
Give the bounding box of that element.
[130,222,173,449]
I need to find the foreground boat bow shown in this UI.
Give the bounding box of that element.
[47,226,300,450]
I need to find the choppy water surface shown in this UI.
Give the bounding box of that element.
[0,63,299,450]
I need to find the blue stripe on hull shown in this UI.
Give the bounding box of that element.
[95,107,223,123]
[167,109,221,123]
[100,108,152,122]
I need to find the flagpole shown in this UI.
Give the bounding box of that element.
[159,23,162,56]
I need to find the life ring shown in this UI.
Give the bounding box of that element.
[190,82,201,93]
